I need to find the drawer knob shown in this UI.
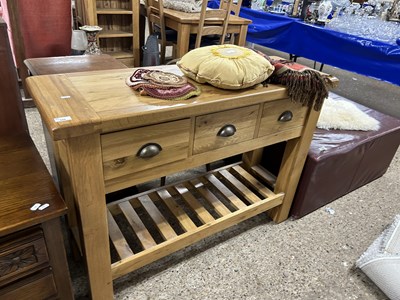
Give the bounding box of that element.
[137,143,162,158]
[278,111,293,122]
[217,124,236,137]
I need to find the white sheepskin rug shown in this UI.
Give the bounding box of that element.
[317,97,380,131]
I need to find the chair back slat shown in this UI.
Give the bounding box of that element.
[220,0,243,15]
[0,18,28,136]
[145,0,168,64]
[195,0,234,48]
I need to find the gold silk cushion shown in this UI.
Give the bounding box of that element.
[177,45,275,90]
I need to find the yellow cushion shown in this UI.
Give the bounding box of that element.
[177,45,274,90]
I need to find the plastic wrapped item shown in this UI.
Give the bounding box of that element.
[326,14,400,45]
[357,215,400,300]
[251,0,265,10]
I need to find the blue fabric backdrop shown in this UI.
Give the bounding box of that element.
[209,0,400,86]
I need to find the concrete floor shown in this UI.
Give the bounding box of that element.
[25,47,400,299]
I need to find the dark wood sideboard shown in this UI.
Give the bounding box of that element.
[0,18,73,299]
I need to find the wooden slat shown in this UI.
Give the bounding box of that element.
[190,178,231,217]
[218,169,261,204]
[107,210,134,259]
[137,195,177,240]
[157,189,198,232]
[173,184,215,224]
[251,165,277,189]
[118,201,157,250]
[202,174,247,210]
[111,192,284,279]
[232,165,276,198]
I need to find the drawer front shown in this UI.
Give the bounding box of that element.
[0,229,49,286]
[258,98,308,138]
[193,105,259,155]
[1,269,57,300]
[102,119,190,181]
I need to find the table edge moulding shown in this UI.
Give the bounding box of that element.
[26,64,335,299]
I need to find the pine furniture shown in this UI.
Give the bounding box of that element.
[26,63,332,298]
[145,0,177,64]
[147,6,251,58]
[194,0,233,48]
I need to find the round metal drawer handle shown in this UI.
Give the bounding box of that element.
[137,143,162,158]
[278,111,293,122]
[217,124,236,137]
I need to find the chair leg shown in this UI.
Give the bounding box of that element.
[160,44,166,65]
[160,176,166,186]
[289,54,298,62]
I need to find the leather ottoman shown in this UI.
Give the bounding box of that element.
[261,94,400,219]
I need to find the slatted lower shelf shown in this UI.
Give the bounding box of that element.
[107,162,284,279]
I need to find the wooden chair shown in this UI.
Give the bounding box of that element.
[145,0,176,64]
[220,0,243,16]
[0,17,73,299]
[2,0,71,101]
[194,0,234,48]
[220,0,243,43]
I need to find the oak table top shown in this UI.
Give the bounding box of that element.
[26,65,287,141]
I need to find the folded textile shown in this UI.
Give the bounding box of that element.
[126,69,201,100]
[164,0,202,13]
[255,51,337,111]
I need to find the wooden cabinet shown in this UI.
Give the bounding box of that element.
[0,138,74,300]
[26,64,336,298]
[0,18,73,300]
[76,0,140,67]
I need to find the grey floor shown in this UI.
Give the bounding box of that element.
[25,46,400,299]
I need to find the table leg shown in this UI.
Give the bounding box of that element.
[176,24,191,58]
[65,134,114,299]
[236,24,248,47]
[269,108,321,223]
[42,218,74,300]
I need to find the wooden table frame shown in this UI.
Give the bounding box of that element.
[26,65,326,299]
[140,6,252,59]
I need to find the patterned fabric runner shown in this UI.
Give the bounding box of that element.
[255,51,337,111]
[126,69,201,100]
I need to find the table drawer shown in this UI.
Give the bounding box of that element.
[0,229,49,286]
[0,268,57,300]
[193,105,259,155]
[258,99,308,138]
[102,119,190,181]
